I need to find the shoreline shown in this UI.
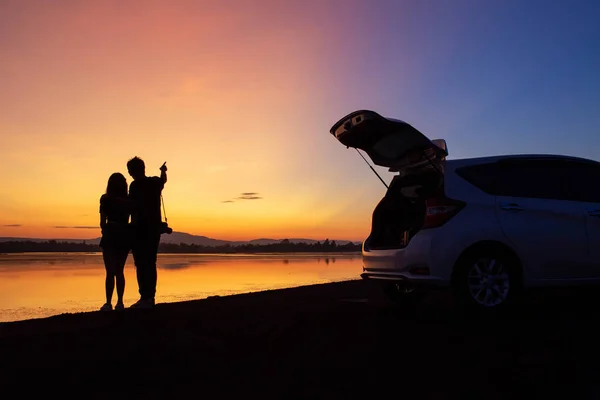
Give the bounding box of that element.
[0,239,363,254]
[0,277,363,325]
[2,281,597,398]
[0,279,364,328]
[0,250,362,255]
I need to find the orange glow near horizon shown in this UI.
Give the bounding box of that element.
[0,1,394,242]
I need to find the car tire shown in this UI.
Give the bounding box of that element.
[453,248,522,314]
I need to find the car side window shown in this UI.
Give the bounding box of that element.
[455,161,565,199]
[494,158,600,202]
[457,159,600,202]
[565,163,600,203]
[494,159,573,200]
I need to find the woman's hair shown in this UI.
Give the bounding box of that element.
[106,172,128,197]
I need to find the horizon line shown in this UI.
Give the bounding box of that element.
[0,232,364,242]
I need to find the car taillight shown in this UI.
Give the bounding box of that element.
[422,196,465,229]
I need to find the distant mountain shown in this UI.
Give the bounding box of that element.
[160,232,231,247]
[158,233,361,246]
[235,238,354,246]
[0,232,363,247]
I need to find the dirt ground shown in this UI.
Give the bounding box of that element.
[1,280,599,399]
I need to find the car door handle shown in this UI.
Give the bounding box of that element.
[588,210,600,218]
[500,202,524,212]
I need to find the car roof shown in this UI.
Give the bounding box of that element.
[446,153,600,167]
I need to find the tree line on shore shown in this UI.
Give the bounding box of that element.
[0,239,361,253]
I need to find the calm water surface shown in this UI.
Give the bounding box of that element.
[0,252,362,323]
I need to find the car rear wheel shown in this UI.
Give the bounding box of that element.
[453,250,521,312]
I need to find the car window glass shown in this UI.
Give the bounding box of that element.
[564,163,600,203]
[457,159,600,202]
[493,160,571,200]
[455,163,500,194]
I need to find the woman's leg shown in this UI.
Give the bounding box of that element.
[115,248,128,305]
[102,247,117,305]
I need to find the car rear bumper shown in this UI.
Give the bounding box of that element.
[360,268,448,287]
[361,232,450,287]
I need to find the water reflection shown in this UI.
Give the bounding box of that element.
[0,253,362,323]
[161,262,191,270]
[316,257,338,265]
[160,261,197,270]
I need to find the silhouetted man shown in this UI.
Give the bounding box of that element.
[127,156,167,308]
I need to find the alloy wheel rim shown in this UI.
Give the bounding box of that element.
[467,258,510,307]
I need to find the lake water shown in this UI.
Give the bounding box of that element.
[0,252,363,323]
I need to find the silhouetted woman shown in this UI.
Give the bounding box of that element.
[99,172,132,311]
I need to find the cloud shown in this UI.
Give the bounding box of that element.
[222,192,263,203]
[3,224,21,227]
[54,226,98,229]
[237,192,262,200]
[221,192,262,203]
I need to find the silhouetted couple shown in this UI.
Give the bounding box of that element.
[99,156,168,310]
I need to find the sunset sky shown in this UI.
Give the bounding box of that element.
[1,0,599,241]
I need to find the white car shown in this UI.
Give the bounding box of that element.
[330,110,600,310]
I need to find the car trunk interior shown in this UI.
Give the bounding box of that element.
[368,167,443,250]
